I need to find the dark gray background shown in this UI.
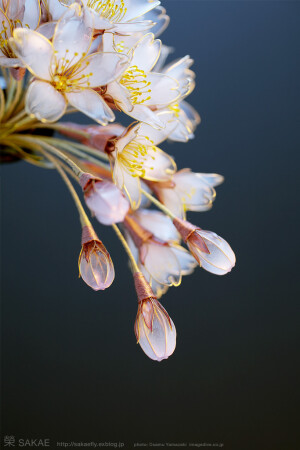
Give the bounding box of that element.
[1,1,300,449]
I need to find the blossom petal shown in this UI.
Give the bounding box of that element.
[129,33,161,73]
[66,89,115,125]
[124,104,164,129]
[122,171,141,210]
[106,80,133,112]
[53,4,92,68]
[145,6,169,38]
[45,0,67,20]
[69,52,129,88]
[26,80,66,122]
[124,0,160,22]
[138,111,177,145]
[143,242,181,286]
[10,28,53,80]
[144,73,180,107]
[82,6,113,30]
[170,244,197,275]
[23,0,41,29]
[135,210,179,243]
[140,145,176,181]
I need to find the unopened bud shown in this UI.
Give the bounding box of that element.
[79,173,129,225]
[133,272,176,361]
[79,226,115,290]
[173,218,235,275]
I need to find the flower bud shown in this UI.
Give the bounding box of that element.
[134,272,176,361]
[173,218,236,275]
[79,173,129,225]
[79,226,115,290]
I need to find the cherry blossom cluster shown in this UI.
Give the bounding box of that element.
[0,0,236,361]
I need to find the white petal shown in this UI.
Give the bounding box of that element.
[122,170,141,210]
[83,6,113,30]
[174,170,216,212]
[10,28,53,80]
[45,0,67,20]
[143,72,180,107]
[141,146,176,181]
[143,242,181,286]
[135,209,179,243]
[145,6,169,38]
[36,21,57,39]
[23,0,41,29]
[69,52,128,88]
[115,123,139,154]
[129,33,161,73]
[66,89,115,125]
[157,187,184,219]
[112,20,153,34]
[26,80,66,122]
[180,100,201,129]
[113,160,141,209]
[138,111,177,145]
[106,80,133,112]
[197,173,224,188]
[53,4,92,68]
[191,230,236,276]
[163,55,194,80]
[125,103,164,129]
[170,244,197,275]
[124,0,160,22]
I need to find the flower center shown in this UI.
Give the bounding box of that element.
[87,0,127,22]
[51,50,93,92]
[119,137,156,178]
[120,66,151,105]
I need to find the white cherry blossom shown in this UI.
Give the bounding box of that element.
[111,115,177,209]
[10,4,129,122]
[153,170,224,219]
[103,32,181,128]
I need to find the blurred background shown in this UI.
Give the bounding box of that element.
[1,1,300,449]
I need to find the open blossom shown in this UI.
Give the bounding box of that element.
[79,225,115,290]
[173,218,236,275]
[152,170,224,219]
[111,117,177,209]
[10,4,129,122]
[103,33,180,128]
[79,172,129,225]
[0,0,40,70]
[156,55,201,142]
[133,272,176,361]
[81,0,161,34]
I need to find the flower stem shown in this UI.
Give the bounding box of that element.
[40,149,91,228]
[112,224,140,274]
[141,189,176,219]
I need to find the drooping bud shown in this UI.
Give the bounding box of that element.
[79,172,129,225]
[133,272,176,361]
[79,225,115,290]
[173,218,236,275]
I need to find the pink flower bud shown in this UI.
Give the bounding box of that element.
[80,173,129,225]
[79,226,115,291]
[134,272,176,361]
[173,218,236,275]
